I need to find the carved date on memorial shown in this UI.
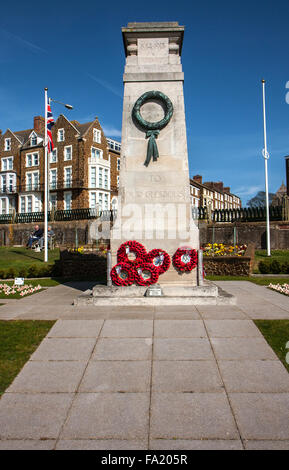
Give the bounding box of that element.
[132,91,173,167]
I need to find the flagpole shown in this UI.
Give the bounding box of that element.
[261,79,271,257]
[44,87,48,263]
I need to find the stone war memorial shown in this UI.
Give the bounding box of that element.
[76,22,234,306]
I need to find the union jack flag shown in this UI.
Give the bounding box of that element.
[47,101,55,153]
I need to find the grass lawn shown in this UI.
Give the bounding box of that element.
[253,249,289,272]
[0,320,55,396]
[0,247,60,270]
[254,320,289,374]
[206,275,289,286]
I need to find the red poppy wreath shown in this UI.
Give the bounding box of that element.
[117,241,147,265]
[134,262,159,286]
[146,249,170,275]
[172,247,198,272]
[110,262,135,286]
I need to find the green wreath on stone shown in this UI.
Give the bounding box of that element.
[132,91,174,167]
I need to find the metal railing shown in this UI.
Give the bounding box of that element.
[0,206,284,225]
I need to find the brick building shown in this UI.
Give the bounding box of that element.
[190,175,241,210]
[0,116,121,214]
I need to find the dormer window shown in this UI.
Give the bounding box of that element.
[93,128,101,144]
[30,134,37,146]
[4,138,11,151]
[58,129,64,142]
[91,147,101,160]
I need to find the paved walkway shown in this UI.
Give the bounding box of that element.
[0,281,289,450]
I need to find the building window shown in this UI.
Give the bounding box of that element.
[90,192,97,209]
[50,149,57,163]
[91,147,101,160]
[64,167,72,188]
[64,145,72,161]
[26,171,39,191]
[26,153,39,167]
[50,169,57,190]
[104,169,109,189]
[30,134,37,146]
[19,195,40,213]
[49,193,57,210]
[4,138,11,151]
[58,129,64,142]
[93,128,101,143]
[1,157,13,171]
[104,193,109,210]
[98,192,103,209]
[90,167,97,187]
[117,175,120,188]
[0,174,15,193]
[64,191,72,210]
[117,158,120,171]
[98,168,103,188]
[0,197,7,214]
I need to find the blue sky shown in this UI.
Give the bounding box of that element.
[1,0,289,205]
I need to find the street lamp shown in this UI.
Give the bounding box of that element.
[261,79,271,257]
[44,88,73,263]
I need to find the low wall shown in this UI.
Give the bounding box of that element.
[199,221,289,250]
[59,248,107,279]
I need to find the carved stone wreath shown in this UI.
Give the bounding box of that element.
[132,91,174,167]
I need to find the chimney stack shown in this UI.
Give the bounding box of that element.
[286,156,289,196]
[33,116,45,134]
[193,174,202,184]
[223,186,231,194]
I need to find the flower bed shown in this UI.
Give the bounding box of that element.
[268,283,289,296]
[202,243,247,257]
[202,243,255,277]
[0,283,43,298]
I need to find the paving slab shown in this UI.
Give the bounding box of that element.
[0,440,56,450]
[218,360,289,393]
[229,393,289,440]
[211,337,278,361]
[0,393,73,439]
[79,361,151,392]
[150,392,239,439]
[92,338,152,361]
[154,320,206,338]
[7,361,87,393]
[47,320,104,338]
[60,392,150,440]
[196,306,248,320]
[244,440,289,450]
[100,320,153,337]
[30,338,96,361]
[154,311,201,319]
[153,338,214,361]
[152,361,223,392]
[205,320,262,338]
[149,439,243,450]
[56,439,148,450]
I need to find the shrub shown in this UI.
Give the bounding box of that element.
[7,267,16,279]
[27,264,40,278]
[270,260,281,274]
[259,261,271,274]
[18,267,28,278]
[37,265,52,277]
[281,262,289,274]
[0,269,5,280]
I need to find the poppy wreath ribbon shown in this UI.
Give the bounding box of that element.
[172,247,198,272]
[117,241,147,265]
[134,262,159,286]
[110,262,135,286]
[146,249,170,275]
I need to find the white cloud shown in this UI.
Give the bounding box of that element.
[87,74,122,98]
[1,29,46,54]
[102,125,122,138]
